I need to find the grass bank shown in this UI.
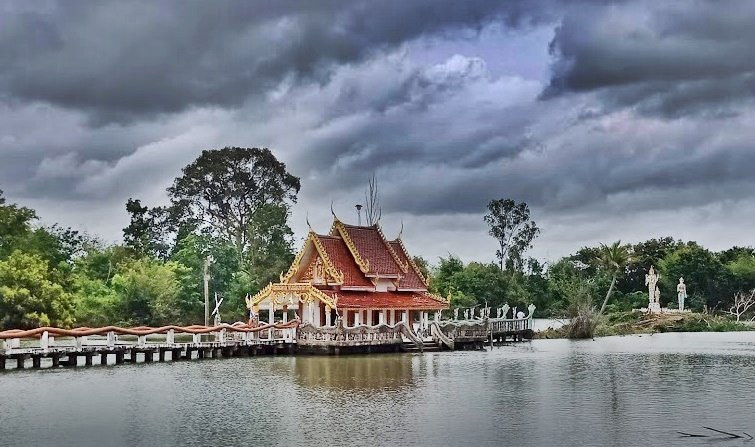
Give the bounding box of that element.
[536,311,754,339]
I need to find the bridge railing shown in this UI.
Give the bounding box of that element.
[296,320,409,346]
[0,321,300,355]
[488,317,532,333]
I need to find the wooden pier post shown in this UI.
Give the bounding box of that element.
[16,355,25,369]
[101,353,108,365]
[51,354,60,368]
[65,354,77,367]
[32,355,41,369]
[0,356,5,371]
[115,351,124,364]
[144,351,153,363]
[84,353,94,366]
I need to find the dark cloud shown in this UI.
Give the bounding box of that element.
[1,0,755,262]
[0,0,554,124]
[544,0,755,117]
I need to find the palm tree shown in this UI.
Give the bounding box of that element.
[596,241,633,316]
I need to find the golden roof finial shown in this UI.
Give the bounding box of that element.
[330,201,339,221]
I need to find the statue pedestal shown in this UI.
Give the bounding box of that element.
[648,302,662,314]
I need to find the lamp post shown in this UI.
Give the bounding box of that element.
[355,204,363,225]
[203,255,213,327]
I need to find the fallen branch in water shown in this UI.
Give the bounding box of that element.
[676,427,753,441]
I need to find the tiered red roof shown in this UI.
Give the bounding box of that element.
[337,224,404,277]
[315,235,373,288]
[287,219,447,311]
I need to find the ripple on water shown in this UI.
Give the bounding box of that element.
[2,332,755,446]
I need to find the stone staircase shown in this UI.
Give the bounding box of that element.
[401,340,442,353]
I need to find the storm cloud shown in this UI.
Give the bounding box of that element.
[0,0,754,264]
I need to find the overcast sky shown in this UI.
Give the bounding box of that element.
[1,0,754,265]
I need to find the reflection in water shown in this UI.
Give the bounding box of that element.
[292,355,414,390]
[3,332,755,446]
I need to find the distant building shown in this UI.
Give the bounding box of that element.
[247,218,448,328]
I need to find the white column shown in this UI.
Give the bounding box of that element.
[354,310,361,326]
[390,309,396,325]
[402,309,408,324]
[367,309,373,326]
[325,306,332,326]
[379,310,386,325]
[422,311,428,330]
[307,301,315,327]
[269,301,275,339]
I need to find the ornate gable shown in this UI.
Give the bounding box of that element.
[280,231,344,285]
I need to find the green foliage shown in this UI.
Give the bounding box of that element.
[123,198,169,259]
[484,198,539,270]
[659,243,731,311]
[111,259,193,326]
[595,241,633,315]
[0,251,74,329]
[726,252,755,293]
[244,202,295,290]
[71,275,120,327]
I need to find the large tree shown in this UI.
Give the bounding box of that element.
[123,198,170,259]
[167,147,300,254]
[484,199,540,270]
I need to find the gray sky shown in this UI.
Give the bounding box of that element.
[1,0,754,265]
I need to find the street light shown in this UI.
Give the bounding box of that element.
[355,204,363,225]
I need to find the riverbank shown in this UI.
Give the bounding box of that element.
[536,311,754,339]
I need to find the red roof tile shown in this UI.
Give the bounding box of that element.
[388,240,426,289]
[341,224,403,276]
[322,290,448,310]
[316,235,374,288]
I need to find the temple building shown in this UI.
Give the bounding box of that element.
[246,218,448,332]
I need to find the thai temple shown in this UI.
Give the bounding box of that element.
[246,218,449,333]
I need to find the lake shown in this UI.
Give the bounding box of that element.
[3,331,755,446]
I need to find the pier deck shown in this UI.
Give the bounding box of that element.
[0,315,535,371]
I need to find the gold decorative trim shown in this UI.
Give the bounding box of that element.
[246,283,338,309]
[280,235,309,283]
[332,220,370,274]
[280,231,344,284]
[394,237,429,287]
[309,232,345,284]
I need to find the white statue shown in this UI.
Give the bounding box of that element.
[464,309,469,320]
[502,304,510,319]
[645,266,661,313]
[528,304,536,318]
[677,277,687,311]
[454,308,459,320]
[497,307,502,318]
[516,310,525,319]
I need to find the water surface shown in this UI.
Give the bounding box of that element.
[3,332,755,446]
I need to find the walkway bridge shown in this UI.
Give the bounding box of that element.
[0,305,536,370]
